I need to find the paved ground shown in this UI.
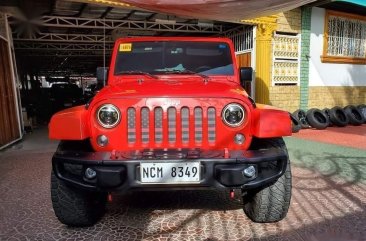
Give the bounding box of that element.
[0,126,365,241]
[293,125,366,150]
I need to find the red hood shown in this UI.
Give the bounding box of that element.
[93,78,248,102]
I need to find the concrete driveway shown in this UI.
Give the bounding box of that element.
[0,127,365,241]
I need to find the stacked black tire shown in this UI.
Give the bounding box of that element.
[290,105,365,132]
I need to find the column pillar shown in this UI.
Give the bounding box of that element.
[300,7,312,110]
[243,16,277,104]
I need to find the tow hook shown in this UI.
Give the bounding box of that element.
[224,148,230,158]
[110,150,117,159]
[230,189,235,199]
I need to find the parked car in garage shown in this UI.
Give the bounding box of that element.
[84,83,103,100]
[49,37,292,226]
[49,82,84,114]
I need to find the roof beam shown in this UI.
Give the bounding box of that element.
[14,42,113,51]
[146,13,157,21]
[13,33,114,43]
[11,15,223,33]
[100,7,113,19]
[121,10,136,20]
[15,50,110,57]
[75,3,88,17]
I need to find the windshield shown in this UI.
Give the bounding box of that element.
[114,41,234,76]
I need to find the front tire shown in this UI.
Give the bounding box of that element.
[243,138,292,223]
[51,171,107,227]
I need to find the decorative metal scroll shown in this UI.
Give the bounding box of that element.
[327,15,366,58]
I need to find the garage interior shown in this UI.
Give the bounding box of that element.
[0,1,365,241]
[1,0,252,148]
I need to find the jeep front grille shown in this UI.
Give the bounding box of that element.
[127,107,216,145]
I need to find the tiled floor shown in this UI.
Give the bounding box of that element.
[0,127,365,241]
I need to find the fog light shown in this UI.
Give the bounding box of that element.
[243,165,256,178]
[85,167,97,179]
[234,133,245,145]
[97,135,108,146]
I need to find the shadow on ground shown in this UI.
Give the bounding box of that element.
[0,136,365,240]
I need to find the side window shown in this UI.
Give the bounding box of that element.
[322,10,366,64]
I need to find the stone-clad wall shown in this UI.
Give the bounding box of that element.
[269,86,300,112]
[276,8,301,33]
[267,86,366,112]
[308,87,366,109]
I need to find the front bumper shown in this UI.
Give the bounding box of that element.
[52,148,288,192]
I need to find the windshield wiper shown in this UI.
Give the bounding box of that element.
[162,70,209,81]
[115,70,159,79]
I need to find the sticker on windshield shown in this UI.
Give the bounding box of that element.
[119,43,132,52]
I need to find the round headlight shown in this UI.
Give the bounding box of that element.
[96,104,120,128]
[222,103,245,127]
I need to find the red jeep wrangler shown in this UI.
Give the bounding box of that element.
[49,37,292,227]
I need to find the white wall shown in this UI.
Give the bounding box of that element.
[309,7,366,86]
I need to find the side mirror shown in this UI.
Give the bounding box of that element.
[239,67,253,86]
[96,67,109,86]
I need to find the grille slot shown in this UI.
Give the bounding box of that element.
[126,106,216,145]
[181,107,189,143]
[194,107,203,143]
[141,107,149,143]
[168,107,176,143]
[154,107,163,143]
[127,108,136,143]
[208,107,216,142]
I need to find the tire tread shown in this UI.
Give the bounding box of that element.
[243,138,291,223]
[51,171,106,227]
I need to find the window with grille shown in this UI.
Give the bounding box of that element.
[322,10,366,64]
[225,26,253,53]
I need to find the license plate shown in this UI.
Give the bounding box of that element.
[140,162,200,184]
[64,103,72,107]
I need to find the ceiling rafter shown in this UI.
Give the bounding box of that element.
[13,33,114,43]
[16,50,110,57]
[146,13,157,21]
[8,1,243,76]
[121,10,136,20]
[100,7,113,18]
[75,3,87,17]
[14,42,113,51]
[11,15,223,33]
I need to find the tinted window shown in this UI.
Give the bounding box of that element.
[114,41,234,76]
